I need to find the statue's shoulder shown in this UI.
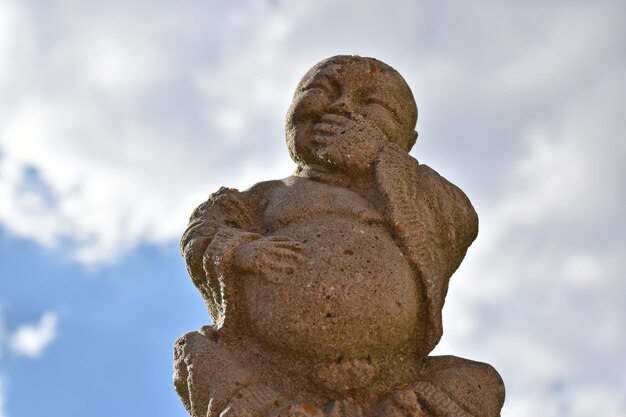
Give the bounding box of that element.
[173,327,223,375]
[243,179,285,196]
[420,355,505,417]
[209,179,284,203]
[190,180,284,219]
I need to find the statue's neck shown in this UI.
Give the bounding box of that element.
[296,164,374,191]
[295,164,386,216]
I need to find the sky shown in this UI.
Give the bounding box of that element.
[0,0,625,416]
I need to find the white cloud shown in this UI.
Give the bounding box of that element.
[0,309,59,416]
[505,383,626,417]
[495,7,621,99]
[0,0,301,265]
[8,311,58,359]
[435,44,626,415]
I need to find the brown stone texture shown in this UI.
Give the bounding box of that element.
[175,55,505,417]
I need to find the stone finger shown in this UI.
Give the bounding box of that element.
[270,241,305,251]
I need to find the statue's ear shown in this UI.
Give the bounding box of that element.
[406,130,418,152]
[376,140,411,161]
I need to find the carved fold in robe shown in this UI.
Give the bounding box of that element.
[180,180,278,334]
[375,143,478,356]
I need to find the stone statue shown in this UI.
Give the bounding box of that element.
[174,55,505,417]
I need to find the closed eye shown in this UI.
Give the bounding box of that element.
[302,81,333,97]
[363,97,401,123]
[301,75,340,98]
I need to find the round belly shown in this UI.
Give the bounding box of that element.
[244,216,419,362]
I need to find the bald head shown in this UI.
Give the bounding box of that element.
[287,55,418,159]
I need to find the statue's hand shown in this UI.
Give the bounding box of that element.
[233,235,306,283]
[314,113,387,145]
[312,113,388,175]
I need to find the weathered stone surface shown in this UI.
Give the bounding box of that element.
[175,55,505,417]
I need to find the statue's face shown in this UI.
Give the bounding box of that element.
[286,58,417,175]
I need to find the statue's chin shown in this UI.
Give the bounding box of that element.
[306,152,371,179]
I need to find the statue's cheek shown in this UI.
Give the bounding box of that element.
[290,90,330,121]
[359,106,398,140]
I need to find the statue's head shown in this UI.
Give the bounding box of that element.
[286,55,418,175]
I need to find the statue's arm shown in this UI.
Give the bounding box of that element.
[180,183,277,320]
[178,182,304,417]
[375,143,478,277]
